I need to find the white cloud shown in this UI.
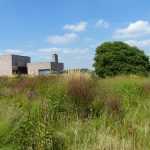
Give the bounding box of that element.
[96,19,109,28]
[64,21,87,32]
[36,47,90,55]
[48,33,78,45]
[37,48,60,53]
[125,39,150,48]
[114,20,150,39]
[62,48,90,54]
[4,49,24,54]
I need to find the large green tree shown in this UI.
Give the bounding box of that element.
[94,41,150,77]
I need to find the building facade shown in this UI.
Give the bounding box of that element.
[27,54,64,76]
[0,54,30,76]
[0,54,64,76]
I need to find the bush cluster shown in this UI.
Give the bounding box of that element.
[94,41,150,77]
[0,74,150,149]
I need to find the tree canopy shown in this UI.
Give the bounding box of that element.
[94,41,150,77]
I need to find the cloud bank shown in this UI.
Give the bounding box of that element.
[64,21,87,32]
[114,20,150,39]
[48,33,78,45]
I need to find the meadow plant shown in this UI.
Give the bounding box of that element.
[104,94,123,118]
[66,72,96,117]
[0,75,150,149]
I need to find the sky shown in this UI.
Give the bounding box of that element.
[0,0,150,69]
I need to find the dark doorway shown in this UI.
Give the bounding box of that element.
[13,67,28,75]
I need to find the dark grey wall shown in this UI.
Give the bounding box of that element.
[50,62,64,73]
[12,55,31,67]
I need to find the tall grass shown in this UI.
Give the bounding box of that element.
[0,74,150,149]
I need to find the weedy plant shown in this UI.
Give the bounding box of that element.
[0,74,150,149]
[66,72,97,118]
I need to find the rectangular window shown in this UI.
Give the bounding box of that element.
[39,69,50,76]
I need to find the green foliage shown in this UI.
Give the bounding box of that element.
[67,73,97,117]
[0,74,150,149]
[94,41,150,77]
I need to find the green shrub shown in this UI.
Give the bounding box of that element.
[94,41,150,77]
[0,75,150,149]
[66,73,97,117]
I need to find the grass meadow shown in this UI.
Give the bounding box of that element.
[0,73,150,150]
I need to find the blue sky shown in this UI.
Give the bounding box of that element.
[0,0,150,69]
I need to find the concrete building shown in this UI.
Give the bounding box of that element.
[27,54,64,76]
[0,54,30,76]
[0,53,64,76]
